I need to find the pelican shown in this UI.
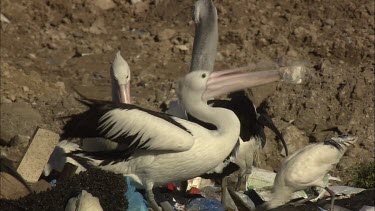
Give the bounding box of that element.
[259,135,357,211]
[167,0,289,204]
[44,51,130,176]
[63,68,287,211]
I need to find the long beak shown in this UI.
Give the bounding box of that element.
[203,69,282,100]
[118,83,131,104]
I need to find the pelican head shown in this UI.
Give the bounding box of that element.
[110,51,131,104]
[178,69,283,115]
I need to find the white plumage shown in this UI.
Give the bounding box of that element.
[260,135,356,210]
[65,190,103,211]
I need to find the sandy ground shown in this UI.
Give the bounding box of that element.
[0,0,374,209]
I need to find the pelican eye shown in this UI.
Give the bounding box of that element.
[126,75,129,79]
[201,73,207,78]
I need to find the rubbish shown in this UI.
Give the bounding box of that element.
[247,167,308,201]
[124,177,148,211]
[17,128,60,183]
[228,189,256,210]
[359,205,375,211]
[0,13,10,23]
[279,64,306,84]
[187,198,225,211]
[314,185,366,201]
[65,190,103,211]
[200,186,221,201]
[187,177,215,194]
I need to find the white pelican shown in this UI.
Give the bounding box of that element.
[167,1,289,206]
[110,51,131,104]
[63,68,287,211]
[44,51,130,175]
[259,135,356,211]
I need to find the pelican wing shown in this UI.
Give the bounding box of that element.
[62,99,195,153]
[99,107,194,152]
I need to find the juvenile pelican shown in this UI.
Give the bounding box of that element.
[259,135,356,211]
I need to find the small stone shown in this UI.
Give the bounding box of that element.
[92,0,116,10]
[28,53,37,60]
[22,86,30,92]
[286,48,298,57]
[47,43,58,49]
[0,96,12,104]
[155,29,176,42]
[173,45,189,54]
[8,94,16,102]
[55,81,66,91]
[324,19,335,26]
[130,0,142,4]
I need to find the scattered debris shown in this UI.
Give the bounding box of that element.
[0,13,10,23]
[187,198,224,211]
[17,128,60,183]
[92,0,116,10]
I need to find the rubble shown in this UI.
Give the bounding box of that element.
[17,128,60,183]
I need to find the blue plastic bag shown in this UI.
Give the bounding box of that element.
[187,198,225,211]
[124,177,148,211]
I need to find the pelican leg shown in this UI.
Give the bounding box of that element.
[324,187,336,211]
[146,188,161,211]
[228,186,253,211]
[235,174,242,191]
[221,176,229,208]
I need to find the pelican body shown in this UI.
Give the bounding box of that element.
[261,135,356,210]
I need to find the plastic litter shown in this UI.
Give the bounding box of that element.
[187,198,225,211]
[359,205,375,211]
[124,177,148,211]
[279,64,306,84]
[247,167,307,201]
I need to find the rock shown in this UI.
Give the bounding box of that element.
[286,48,298,57]
[54,81,66,92]
[280,125,309,156]
[30,179,52,193]
[9,135,30,149]
[17,128,60,183]
[130,0,142,4]
[28,53,37,60]
[0,172,30,200]
[0,103,43,144]
[22,86,30,92]
[134,1,149,15]
[0,96,12,104]
[155,29,176,42]
[173,45,189,54]
[92,0,116,10]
